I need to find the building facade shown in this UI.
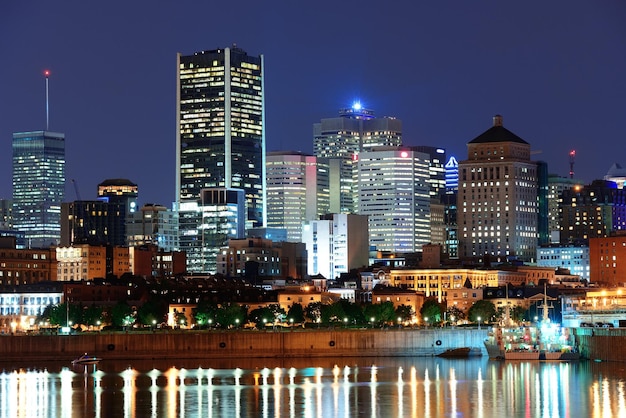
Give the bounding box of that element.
[60,200,128,247]
[589,233,626,287]
[559,180,626,244]
[536,244,590,281]
[179,188,246,273]
[313,104,402,214]
[458,115,538,262]
[266,151,329,242]
[176,46,265,227]
[357,147,430,253]
[12,131,65,248]
[126,204,179,252]
[302,214,369,280]
[547,175,584,243]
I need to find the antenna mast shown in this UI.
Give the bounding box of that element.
[569,150,576,179]
[44,69,50,130]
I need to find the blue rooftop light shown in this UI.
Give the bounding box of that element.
[352,101,362,110]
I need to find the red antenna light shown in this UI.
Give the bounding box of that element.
[44,69,50,77]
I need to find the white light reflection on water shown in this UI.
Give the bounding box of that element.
[2,358,626,417]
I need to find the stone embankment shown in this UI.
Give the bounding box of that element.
[0,328,487,361]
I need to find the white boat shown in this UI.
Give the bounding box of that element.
[484,324,579,361]
[72,354,102,366]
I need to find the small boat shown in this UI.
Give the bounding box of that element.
[71,354,102,366]
[437,347,472,358]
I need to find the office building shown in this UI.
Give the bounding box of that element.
[457,115,538,262]
[266,151,329,242]
[302,213,369,280]
[60,200,127,247]
[97,178,138,216]
[357,147,430,253]
[313,103,401,214]
[179,187,246,273]
[126,204,179,252]
[604,163,626,189]
[547,175,584,243]
[589,232,626,287]
[559,180,626,244]
[12,131,65,248]
[445,156,459,192]
[176,46,265,228]
[536,244,590,281]
[177,46,264,273]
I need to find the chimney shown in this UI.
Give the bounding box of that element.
[493,114,503,127]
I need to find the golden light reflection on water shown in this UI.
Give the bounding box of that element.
[1,359,626,417]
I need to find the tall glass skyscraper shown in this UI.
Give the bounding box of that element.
[176,46,264,272]
[12,130,65,248]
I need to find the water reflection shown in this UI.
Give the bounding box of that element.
[1,358,625,417]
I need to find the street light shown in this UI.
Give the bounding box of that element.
[397,317,402,329]
[478,316,482,330]
[344,317,348,328]
[425,317,429,328]
[208,318,213,329]
[235,318,240,328]
[370,317,375,328]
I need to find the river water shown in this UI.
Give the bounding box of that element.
[1,356,625,417]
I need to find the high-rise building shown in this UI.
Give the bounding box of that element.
[357,147,430,253]
[176,46,264,273]
[126,204,179,251]
[0,199,12,229]
[604,163,626,189]
[179,187,246,273]
[313,103,401,214]
[458,115,538,262]
[60,200,127,247]
[302,214,369,280]
[266,151,329,242]
[97,178,138,216]
[559,180,626,244]
[589,232,626,286]
[547,174,584,243]
[412,146,446,199]
[12,131,65,248]
[176,46,265,227]
[445,156,459,192]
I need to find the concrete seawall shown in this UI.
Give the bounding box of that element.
[0,328,488,361]
[574,327,626,362]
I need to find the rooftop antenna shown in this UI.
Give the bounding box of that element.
[569,150,576,179]
[44,69,50,130]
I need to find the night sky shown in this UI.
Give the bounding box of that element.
[2,1,625,207]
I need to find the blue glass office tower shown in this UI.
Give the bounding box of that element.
[12,131,65,248]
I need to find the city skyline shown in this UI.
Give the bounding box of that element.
[2,2,625,206]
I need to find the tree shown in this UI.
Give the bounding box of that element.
[305,302,323,323]
[215,303,247,329]
[110,300,134,328]
[286,303,305,324]
[468,300,496,324]
[193,300,218,328]
[378,301,396,324]
[82,304,104,327]
[420,299,443,325]
[395,304,415,323]
[337,299,365,325]
[248,307,273,327]
[445,306,465,324]
[137,297,168,326]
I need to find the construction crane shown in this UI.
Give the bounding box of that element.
[71,179,82,200]
[569,150,576,179]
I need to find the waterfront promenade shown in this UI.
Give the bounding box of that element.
[0,328,487,362]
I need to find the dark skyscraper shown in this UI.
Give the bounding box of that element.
[176,46,264,272]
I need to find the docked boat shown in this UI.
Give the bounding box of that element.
[484,324,579,361]
[71,354,102,366]
[437,347,472,358]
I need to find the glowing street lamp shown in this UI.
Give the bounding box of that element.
[478,316,482,330]
[425,317,429,328]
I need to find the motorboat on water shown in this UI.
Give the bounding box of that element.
[71,354,102,366]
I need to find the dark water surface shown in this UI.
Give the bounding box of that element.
[1,356,625,417]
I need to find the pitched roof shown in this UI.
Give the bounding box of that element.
[469,115,529,145]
